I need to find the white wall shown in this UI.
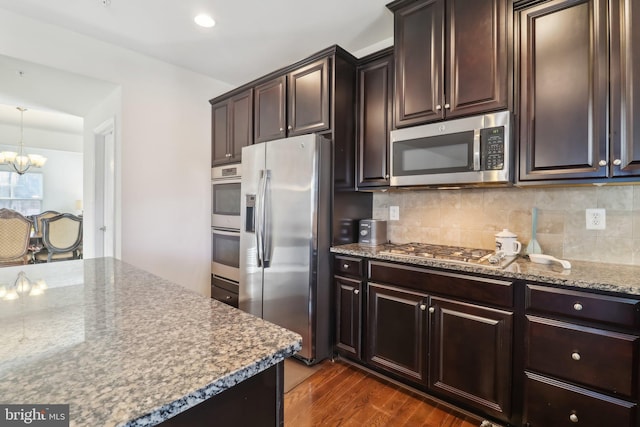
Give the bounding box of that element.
[0,9,234,296]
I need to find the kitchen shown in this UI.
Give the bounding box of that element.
[2,0,640,426]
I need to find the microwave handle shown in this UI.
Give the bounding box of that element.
[473,129,481,171]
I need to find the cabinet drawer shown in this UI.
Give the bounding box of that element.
[211,284,238,308]
[368,261,513,308]
[526,284,640,328]
[334,255,363,278]
[524,372,637,427]
[526,315,639,398]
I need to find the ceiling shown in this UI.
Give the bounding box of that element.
[0,0,394,87]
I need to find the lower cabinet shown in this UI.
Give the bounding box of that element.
[430,297,513,422]
[366,282,429,386]
[335,275,362,360]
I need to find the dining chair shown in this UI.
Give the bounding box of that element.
[32,210,60,238]
[34,213,83,263]
[0,208,33,266]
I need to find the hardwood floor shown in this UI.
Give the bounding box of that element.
[284,359,481,427]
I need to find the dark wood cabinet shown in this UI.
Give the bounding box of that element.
[254,76,286,144]
[254,58,329,143]
[523,283,640,426]
[610,0,640,178]
[518,0,608,182]
[523,372,637,427]
[356,48,393,188]
[366,282,429,386]
[287,58,330,137]
[430,297,513,422]
[335,276,362,360]
[211,89,253,165]
[387,0,509,127]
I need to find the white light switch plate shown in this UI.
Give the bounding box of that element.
[389,206,400,221]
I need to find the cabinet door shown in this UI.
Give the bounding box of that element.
[254,76,286,143]
[357,51,393,188]
[335,276,362,360]
[287,58,330,136]
[211,101,230,166]
[393,0,444,127]
[610,0,640,177]
[518,0,609,181]
[366,282,428,386]
[445,0,508,119]
[429,297,513,422]
[229,89,253,163]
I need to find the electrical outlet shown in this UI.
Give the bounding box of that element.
[389,206,400,221]
[586,208,606,230]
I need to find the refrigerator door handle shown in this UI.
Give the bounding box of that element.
[262,170,272,268]
[255,170,266,267]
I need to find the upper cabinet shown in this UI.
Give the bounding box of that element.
[356,48,393,188]
[212,46,357,188]
[387,0,510,128]
[211,89,253,166]
[254,58,330,144]
[517,0,640,183]
[610,0,640,178]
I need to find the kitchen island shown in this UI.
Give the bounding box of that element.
[0,258,301,426]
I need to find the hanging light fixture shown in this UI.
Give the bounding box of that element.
[0,107,47,175]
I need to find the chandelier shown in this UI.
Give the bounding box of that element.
[0,107,47,175]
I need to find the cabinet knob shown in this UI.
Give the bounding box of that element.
[569,413,579,423]
[385,174,389,179]
[288,125,293,130]
[444,103,450,109]
[613,159,622,166]
[573,302,583,311]
[279,128,284,132]
[343,264,349,269]
[598,159,607,167]
[420,304,427,311]
[435,104,442,111]
[225,295,231,300]
[571,352,581,361]
[428,306,435,313]
[354,289,360,295]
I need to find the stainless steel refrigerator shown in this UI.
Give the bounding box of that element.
[239,134,332,364]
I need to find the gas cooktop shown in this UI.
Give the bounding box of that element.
[378,243,518,269]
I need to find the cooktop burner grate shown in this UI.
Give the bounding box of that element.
[379,243,516,269]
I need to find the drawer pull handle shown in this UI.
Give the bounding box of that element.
[573,303,583,311]
[571,352,581,361]
[569,413,579,423]
[354,289,360,295]
[343,264,349,269]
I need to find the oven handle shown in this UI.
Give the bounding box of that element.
[473,129,481,171]
[211,228,240,237]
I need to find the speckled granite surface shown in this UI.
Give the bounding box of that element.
[0,258,301,427]
[332,243,640,296]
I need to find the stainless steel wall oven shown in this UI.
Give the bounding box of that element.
[211,164,242,307]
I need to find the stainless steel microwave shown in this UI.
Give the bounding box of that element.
[390,110,512,187]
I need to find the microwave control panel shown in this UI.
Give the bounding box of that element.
[481,126,505,170]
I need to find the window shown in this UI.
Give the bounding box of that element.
[0,171,43,215]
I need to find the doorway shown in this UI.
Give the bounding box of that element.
[93,118,115,258]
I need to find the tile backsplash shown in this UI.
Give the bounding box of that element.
[372,184,640,266]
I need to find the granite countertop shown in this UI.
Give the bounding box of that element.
[0,258,301,427]
[331,243,640,296]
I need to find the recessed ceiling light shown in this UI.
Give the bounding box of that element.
[194,14,215,28]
